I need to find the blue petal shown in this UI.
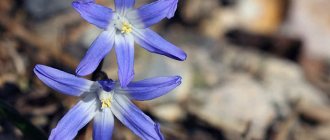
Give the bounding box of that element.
[74,0,95,3]
[114,34,135,88]
[164,0,178,18]
[34,65,94,96]
[111,95,163,140]
[128,0,178,28]
[115,76,182,101]
[155,123,165,140]
[76,30,115,76]
[93,109,114,140]
[134,28,187,61]
[49,96,97,140]
[72,1,113,29]
[115,0,135,15]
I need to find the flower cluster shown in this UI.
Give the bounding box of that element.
[34,0,186,140]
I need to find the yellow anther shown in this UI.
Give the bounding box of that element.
[101,98,111,109]
[121,22,132,34]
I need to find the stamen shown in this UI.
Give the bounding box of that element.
[121,22,132,34]
[98,89,113,109]
[101,98,112,109]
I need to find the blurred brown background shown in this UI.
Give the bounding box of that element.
[1,0,330,139]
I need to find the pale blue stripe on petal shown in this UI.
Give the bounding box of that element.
[111,95,163,140]
[34,65,94,96]
[72,1,113,29]
[76,29,115,76]
[93,108,114,140]
[133,28,187,61]
[114,34,135,88]
[115,0,135,15]
[49,96,98,140]
[115,76,182,101]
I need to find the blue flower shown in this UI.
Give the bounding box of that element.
[72,0,187,87]
[34,64,181,140]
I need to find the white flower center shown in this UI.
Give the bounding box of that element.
[112,13,133,34]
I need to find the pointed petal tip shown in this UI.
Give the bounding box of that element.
[179,52,187,61]
[118,76,182,101]
[173,50,187,61]
[174,76,182,84]
[166,0,178,19]
[34,64,46,70]
[34,64,42,68]
[111,95,161,140]
[49,99,97,140]
[34,64,50,77]
[71,1,89,10]
[72,0,94,4]
[34,65,43,79]
[76,31,116,77]
[73,0,95,3]
[71,1,81,9]
[33,64,42,72]
[71,1,114,29]
[170,76,182,89]
[134,28,187,61]
[34,64,94,97]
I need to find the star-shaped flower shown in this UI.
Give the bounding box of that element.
[73,0,187,87]
[34,64,181,140]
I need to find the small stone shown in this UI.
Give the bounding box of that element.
[188,74,276,139]
[150,104,186,122]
